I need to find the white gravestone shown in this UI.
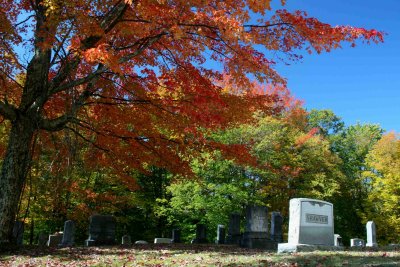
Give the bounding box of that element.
[334,234,343,247]
[278,198,337,253]
[288,198,334,246]
[366,221,378,247]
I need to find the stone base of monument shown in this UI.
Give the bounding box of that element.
[226,234,242,245]
[241,232,277,249]
[85,239,116,246]
[191,238,208,244]
[277,243,344,253]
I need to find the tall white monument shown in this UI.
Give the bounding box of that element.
[366,221,378,247]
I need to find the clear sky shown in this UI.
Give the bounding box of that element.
[270,0,400,133]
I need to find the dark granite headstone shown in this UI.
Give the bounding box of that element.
[241,205,276,249]
[85,215,116,246]
[172,229,181,243]
[270,212,283,242]
[226,213,241,245]
[47,233,63,247]
[191,224,207,244]
[216,225,225,244]
[59,220,75,247]
[38,232,48,247]
[12,221,24,246]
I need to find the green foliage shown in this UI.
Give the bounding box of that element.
[156,155,252,242]
[325,122,383,244]
[158,112,343,241]
[307,109,344,136]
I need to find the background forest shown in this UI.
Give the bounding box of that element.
[3,105,398,246]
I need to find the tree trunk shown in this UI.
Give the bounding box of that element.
[0,117,36,247]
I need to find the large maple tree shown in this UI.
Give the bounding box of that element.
[0,0,383,245]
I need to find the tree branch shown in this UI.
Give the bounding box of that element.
[0,101,17,121]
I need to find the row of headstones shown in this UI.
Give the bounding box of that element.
[33,206,283,247]
[86,207,283,247]
[350,221,378,247]
[10,221,74,247]
[15,198,379,249]
[334,221,378,248]
[278,198,378,253]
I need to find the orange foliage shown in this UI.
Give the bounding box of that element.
[0,0,384,182]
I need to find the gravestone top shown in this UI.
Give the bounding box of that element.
[288,198,334,246]
[172,229,181,243]
[191,224,207,244]
[216,225,225,244]
[245,206,268,233]
[85,215,116,246]
[226,213,241,245]
[270,212,283,243]
[122,235,132,246]
[350,238,365,247]
[154,238,172,244]
[242,205,276,249]
[38,232,48,247]
[228,213,241,235]
[334,234,343,247]
[135,240,148,244]
[47,233,63,247]
[60,220,75,247]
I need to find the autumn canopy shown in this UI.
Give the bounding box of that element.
[0,0,383,246]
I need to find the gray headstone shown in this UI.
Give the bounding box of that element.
[172,229,181,243]
[350,238,365,247]
[334,234,343,247]
[85,215,116,246]
[226,213,241,245]
[216,225,225,244]
[288,198,334,246]
[245,206,268,233]
[191,224,207,244]
[154,238,172,244]
[135,240,148,244]
[366,221,378,247]
[241,205,276,249]
[122,235,131,245]
[278,198,337,253]
[38,232,48,247]
[59,220,75,247]
[47,233,63,247]
[270,212,283,242]
[12,221,24,246]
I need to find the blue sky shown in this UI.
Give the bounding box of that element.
[270,0,400,132]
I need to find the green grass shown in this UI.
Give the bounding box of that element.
[1,244,400,266]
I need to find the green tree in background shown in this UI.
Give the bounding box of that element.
[363,133,400,244]
[329,122,383,243]
[307,109,344,137]
[159,111,343,241]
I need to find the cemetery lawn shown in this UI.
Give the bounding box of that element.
[1,244,400,266]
